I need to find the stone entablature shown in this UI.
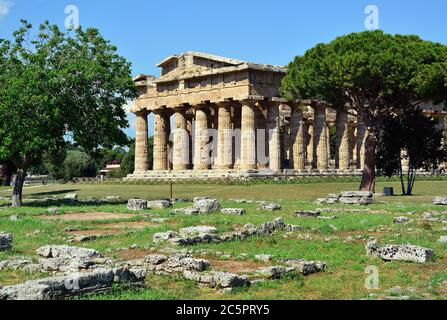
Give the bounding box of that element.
[129,52,447,179]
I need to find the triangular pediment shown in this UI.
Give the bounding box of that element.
[157,52,246,79]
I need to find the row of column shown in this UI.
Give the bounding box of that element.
[134,102,368,173]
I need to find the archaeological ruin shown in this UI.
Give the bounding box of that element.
[127,52,447,180]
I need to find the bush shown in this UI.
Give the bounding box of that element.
[63,150,98,180]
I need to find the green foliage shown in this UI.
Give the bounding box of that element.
[0,20,137,205]
[63,150,97,180]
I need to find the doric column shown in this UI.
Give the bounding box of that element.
[256,106,268,169]
[335,108,350,171]
[153,109,169,171]
[306,122,314,166]
[193,105,210,170]
[134,110,149,173]
[217,102,233,169]
[290,105,306,170]
[267,102,281,172]
[356,119,367,169]
[172,108,190,171]
[240,100,257,170]
[313,104,328,170]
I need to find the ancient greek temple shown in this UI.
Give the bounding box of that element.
[128,52,447,180]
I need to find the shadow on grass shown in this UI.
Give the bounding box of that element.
[27,189,80,197]
[20,199,128,208]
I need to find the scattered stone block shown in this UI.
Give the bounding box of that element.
[64,193,78,201]
[433,196,447,205]
[127,199,147,211]
[259,202,281,211]
[256,266,294,279]
[179,226,218,237]
[47,208,60,214]
[255,254,273,262]
[153,231,179,243]
[0,232,13,251]
[366,240,434,263]
[147,200,172,209]
[394,216,412,224]
[193,198,221,213]
[221,208,246,215]
[293,210,321,218]
[438,236,447,244]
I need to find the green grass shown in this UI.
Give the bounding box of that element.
[1,181,447,300]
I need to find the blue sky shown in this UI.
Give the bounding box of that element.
[1,0,446,138]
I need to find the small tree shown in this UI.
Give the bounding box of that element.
[377,109,447,195]
[281,31,447,191]
[0,20,136,206]
[63,150,97,180]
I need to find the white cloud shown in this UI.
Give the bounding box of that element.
[0,0,12,20]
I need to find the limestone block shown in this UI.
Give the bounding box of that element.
[127,199,148,211]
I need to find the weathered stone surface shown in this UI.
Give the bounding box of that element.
[259,202,281,211]
[36,245,101,272]
[0,232,13,251]
[153,231,179,243]
[179,226,218,237]
[282,259,327,275]
[255,254,272,262]
[0,267,146,300]
[366,240,434,263]
[257,266,295,279]
[433,196,447,205]
[147,200,172,209]
[317,191,373,205]
[193,198,221,213]
[394,216,412,224]
[293,210,321,218]
[104,196,122,203]
[127,199,147,211]
[64,193,78,201]
[47,208,60,214]
[285,225,301,231]
[221,208,246,215]
[213,272,249,288]
[172,207,200,215]
[144,254,167,265]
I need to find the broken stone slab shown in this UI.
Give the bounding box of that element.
[317,216,338,220]
[68,235,97,243]
[433,196,447,205]
[282,259,327,275]
[144,254,167,265]
[259,202,281,211]
[338,196,373,205]
[36,245,102,272]
[254,254,273,262]
[285,225,301,231]
[0,267,146,300]
[153,231,179,243]
[193,198,221,213]
[64,193,78,201]
[127,199,148,211]
[172,207,200,215]
[257,217,285,235]
[366,240,434,263]
[0,232,13,251]
[256,266,295,279]
[394,216,412,224]
[147,200,172,209]
[340,191,374,198]
[293,210,321,218]
[221,208,246,215]
[179,226,218,237]
[103,196,122,203]
[213,272,250,288]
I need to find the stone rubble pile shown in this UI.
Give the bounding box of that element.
[0,245,146,300]
[0,232,13,251]
[127,199,148,211]
[153,217,296,246]
[315,191,374,205]
[366,240,434,263]
[0,267,146,300]
[293,211,321,218]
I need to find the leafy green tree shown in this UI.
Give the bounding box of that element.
[281,31,447,191]
[377,109,447,195]
[0,20,136,206]
[63,150,97,180]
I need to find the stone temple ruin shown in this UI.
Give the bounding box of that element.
[125,51,447,180]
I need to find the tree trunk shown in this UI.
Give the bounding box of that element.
[12,168,27,208]
[359,130,377,192]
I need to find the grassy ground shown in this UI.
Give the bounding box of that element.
[0,181,447,300]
